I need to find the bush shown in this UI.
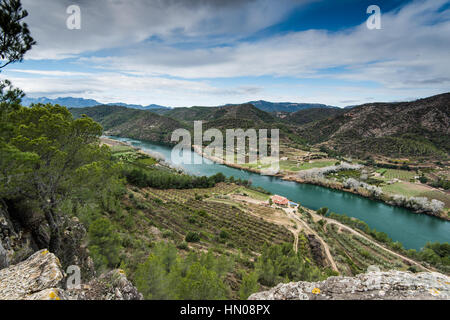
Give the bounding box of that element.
[185,231,200,243]
[88,218,122,270]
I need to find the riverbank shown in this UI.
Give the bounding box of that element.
[191,144,449,221]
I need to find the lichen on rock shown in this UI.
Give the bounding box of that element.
[0,249,64,300]
[0,249,142,300]
[249,270,450,300]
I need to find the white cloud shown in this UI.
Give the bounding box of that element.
[79,0,450,90]
[5,0,449,107]
[22,0,310,59]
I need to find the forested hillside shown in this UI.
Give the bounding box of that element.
[294,93,450,159]
[70,105,185,144]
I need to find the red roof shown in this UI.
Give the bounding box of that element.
[271,195,289,205]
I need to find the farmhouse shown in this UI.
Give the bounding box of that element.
[271,195,289,207]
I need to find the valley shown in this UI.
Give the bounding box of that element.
[72,93,449,221]
[96,138,446,299]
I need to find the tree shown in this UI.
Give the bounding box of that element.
[0,0,35,70]
[88,218,121,270]
[6,104,113,252]
[239,271,259,300]
[174,262,227,300]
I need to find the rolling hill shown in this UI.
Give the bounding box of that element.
[295,93,450,159]
[286,107,346,125]
[69,93,449,160]
[70,105,184,144]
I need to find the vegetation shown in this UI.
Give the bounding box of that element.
[124,165,227,190]
[255,242,330,286]
[0,0,35,69]
[134,242,233,299]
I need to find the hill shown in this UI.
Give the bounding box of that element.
[286,107,346,125]
[295,93,450,159]
[70,105,184,144]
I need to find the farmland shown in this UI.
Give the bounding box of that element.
[128,183,293,254]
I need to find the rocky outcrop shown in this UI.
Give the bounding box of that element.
[0,249,64,300]
[66,269,143,300]
[0,249,142,300]
[249,270,450,300]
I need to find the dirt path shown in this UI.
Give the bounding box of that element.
[309,211,433,272]
[227,195,429,274]
[283,208,339,272]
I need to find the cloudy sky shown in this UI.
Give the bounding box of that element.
[1,0,449,107]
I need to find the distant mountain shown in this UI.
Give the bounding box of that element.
[22,97,100,108]
[105,103,170,111]
[246,100,338,113]
[22,96,171,110]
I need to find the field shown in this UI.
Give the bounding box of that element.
[128,183,293,254]
[381,169,416,181]
[281,159,336,172]
[319,224,414,276]
[235,187,271,201]
[381,182,430,197]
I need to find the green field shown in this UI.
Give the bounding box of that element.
[382,169,416,181]
[382,182,426,197]
[281,160,336,172]
[109,145,135,154]
[236,187,271,201]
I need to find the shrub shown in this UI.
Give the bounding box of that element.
[185,231,200,243]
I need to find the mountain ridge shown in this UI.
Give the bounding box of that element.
[21,96,170,110]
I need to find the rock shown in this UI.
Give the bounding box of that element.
[66,269,143,300]
[0,249,142,300]
[367,265,381,273]
[0,249,64,300]
[249,270,450,300]
[0,241,9,269]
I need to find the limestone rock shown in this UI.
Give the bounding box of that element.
[249,270,450,300]
[66,269,143,300]
[0,249,64,300]
[0,249,142,300]
[0,241,9,269]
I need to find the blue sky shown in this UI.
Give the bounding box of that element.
[1,0,449,107]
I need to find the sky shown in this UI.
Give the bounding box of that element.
[1,0,449,107]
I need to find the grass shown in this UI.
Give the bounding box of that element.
[281,159,336,172]
[237,187,270,201]
[382,182,430,197]
[109,145,135,154]
[382,169,416,181]
[136,157,157,166]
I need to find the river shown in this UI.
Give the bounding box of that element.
[110,136,450,250]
